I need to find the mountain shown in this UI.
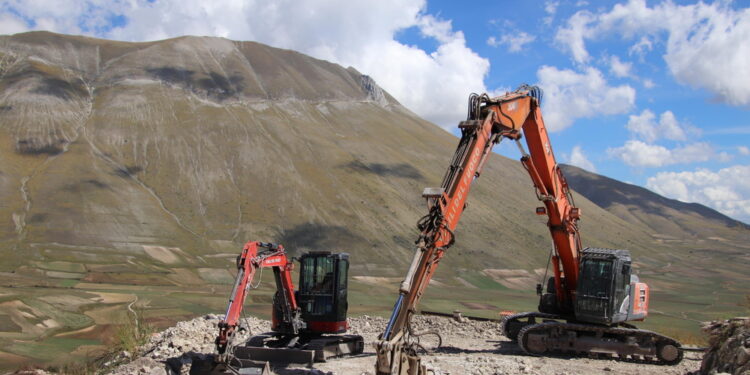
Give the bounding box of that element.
[560,164,748,235]
[0,31,747,369]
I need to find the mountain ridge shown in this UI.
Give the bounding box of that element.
[561,163,749,235]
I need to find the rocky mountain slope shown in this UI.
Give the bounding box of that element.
[0,31,747,369]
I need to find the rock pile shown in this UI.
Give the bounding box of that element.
[700,317,750,375]
[103,313,702,375]
[106,314,270,375]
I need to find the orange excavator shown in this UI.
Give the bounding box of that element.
[375,85,683,375]
[211,241,363,374]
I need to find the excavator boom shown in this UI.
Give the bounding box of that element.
[376,89,543,375]
[216,241,300,357]
[481,87,581,312]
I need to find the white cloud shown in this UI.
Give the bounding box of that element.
[555,0,750,107]
[718,152,733,163]
[625,110,659,142]
[554,10,595,63]
[568,145,596,172]
[646,165,750,224]
[739,146,750,156]
[536,65,635,131]
[607,140,671,167]
[628,36,653,60]
[544,1,560,26]
[625,109,692,143]
[608,55,632,78]
[0,13,29,34]
[670,142,715,164]
[607,140,719,167]
[487,32,536,52]
[642,78,655,89]
[657,111,688,141]
[0,0,492,129]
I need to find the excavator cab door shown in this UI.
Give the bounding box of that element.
[297,252,350,334]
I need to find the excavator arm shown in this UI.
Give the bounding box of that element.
[215,241,303,359]
[482,86,582,312]
[375,85,581,375]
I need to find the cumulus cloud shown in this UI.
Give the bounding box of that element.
[607,140,724,167]
[536,65,635,131]
[607,140,671,167]
[0,0,492,129]
[567,145,596,172]
[625,109,695,143]
[555,0,750,107]
[613,109,726,167]
[608,55,632,78]
[554,10,595,64]
[739,146,750,156]
[646,165,750,224]
[487,32,536,52]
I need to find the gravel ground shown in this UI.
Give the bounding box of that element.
[106,314,702,375]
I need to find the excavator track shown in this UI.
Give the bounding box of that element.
[517,321,684,365]
[500,312,562,342]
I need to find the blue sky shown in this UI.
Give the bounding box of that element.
[1,0,748,223]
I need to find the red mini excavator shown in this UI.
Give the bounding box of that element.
[375,85,683,375]
[211,241,363,374]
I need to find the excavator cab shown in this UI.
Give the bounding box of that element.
[539,248,642,324]
[294,252,350,334]
[574,248,636,325]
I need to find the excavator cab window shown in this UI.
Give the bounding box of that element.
[580,259,613,297]
[576,249,633,324]
[576,257,615,323]
[299,255,335,316]
[338,257,348,290]
[297,252,350,329]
